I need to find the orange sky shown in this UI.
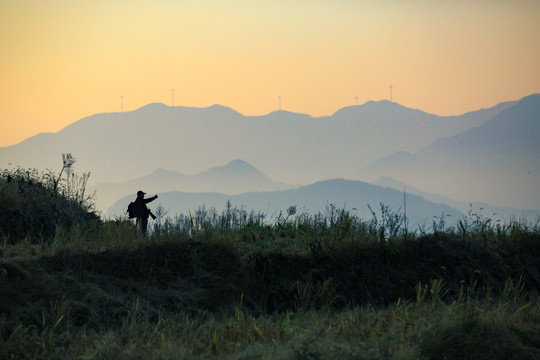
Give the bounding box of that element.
[1,0,539,147]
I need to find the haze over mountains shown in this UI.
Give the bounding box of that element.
[1,94,538,217]
[372,177,539,224]
[108,178,465,229]
[93,159,297,212]
[359,94,540,209]
[0,98,514,186]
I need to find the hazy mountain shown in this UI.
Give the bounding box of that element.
[373,177,540,223]
[108,178,464,228]
[92,159,297,213]
[0,99,513,189]
[360,94,540,209]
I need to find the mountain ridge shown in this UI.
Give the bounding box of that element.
[0,97,517,185]
[92,159,297,213]
[359,94,540,209]
[108,178,465,228]
[373,176,540,222]
[2,95,536,211]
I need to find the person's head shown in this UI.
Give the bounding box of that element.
[137,190,145,198]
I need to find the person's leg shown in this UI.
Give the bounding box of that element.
[141,217,148,237]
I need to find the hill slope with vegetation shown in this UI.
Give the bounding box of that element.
[1,167,539,359]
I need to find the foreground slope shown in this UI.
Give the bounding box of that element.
[1,226,539,359]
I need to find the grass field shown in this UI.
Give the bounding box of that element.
[1,167,539,359]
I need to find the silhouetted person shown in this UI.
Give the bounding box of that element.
[134,190,158,237]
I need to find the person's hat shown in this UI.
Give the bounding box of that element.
[137,190,146,196]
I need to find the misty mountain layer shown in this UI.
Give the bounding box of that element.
[360,94,540,209]
[109,178,464,229]
[0,99,513,186]
[1,95,537,211]
[92,159,297,212]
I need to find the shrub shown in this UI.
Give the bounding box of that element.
[0,167,100,244]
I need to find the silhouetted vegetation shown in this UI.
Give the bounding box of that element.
[0,166,100,244]
[1,166,539,359]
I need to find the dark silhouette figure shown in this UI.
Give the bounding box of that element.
[134,190,158,237]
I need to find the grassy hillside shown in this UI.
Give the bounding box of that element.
[1,168,539,359]
[0,166,100,243]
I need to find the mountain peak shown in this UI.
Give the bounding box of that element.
[137,102,168,111]
[150,168,184,176]
[225,159,253,169]
[204,159,259,175]
[207,104,235,111]
[332,99,429,118]
[203,104,243,117]
[262,110,313,120]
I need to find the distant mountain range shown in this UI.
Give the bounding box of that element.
[1,94,537,213]
[0,98,514,187]
[92,159,297,212]
[108,178,465,229]
[372,177,540,223]
[359,94,540,209]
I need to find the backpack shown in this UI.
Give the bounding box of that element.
[127,201,139,219]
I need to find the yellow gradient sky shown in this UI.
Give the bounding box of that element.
[1,0,539,147]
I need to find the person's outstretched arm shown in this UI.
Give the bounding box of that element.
[144,195,158,204]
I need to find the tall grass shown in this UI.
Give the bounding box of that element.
[1,286,538,359]
[0,166,100,245]
[1,166,539,359]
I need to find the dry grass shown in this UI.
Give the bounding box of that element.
[1,167,539,358]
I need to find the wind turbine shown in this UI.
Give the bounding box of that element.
[390,85,396,102]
